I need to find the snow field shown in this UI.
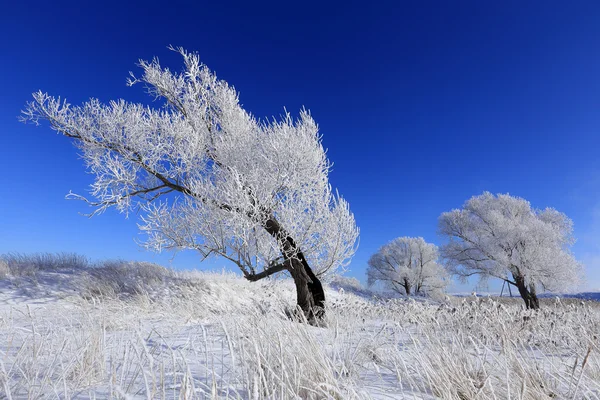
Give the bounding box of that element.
[0,255,599,399]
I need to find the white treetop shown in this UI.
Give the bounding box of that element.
[22,47,359,280]
[439,192,581,292]
[367,237,448,296]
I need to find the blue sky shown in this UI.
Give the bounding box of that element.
[1,1,600,292]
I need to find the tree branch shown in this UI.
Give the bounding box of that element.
[66,184,172,216]
[245,261,290,282]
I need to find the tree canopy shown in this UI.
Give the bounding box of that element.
[439,192,581,308]
[367,237,448,297]
[22,48,359,320]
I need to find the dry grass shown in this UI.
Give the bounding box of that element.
[0,254,598,399]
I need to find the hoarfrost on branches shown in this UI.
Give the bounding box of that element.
[367,237,448,296]
[439,192,582,308]
[22,47,359,317]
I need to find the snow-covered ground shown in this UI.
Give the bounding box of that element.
[0,255,599,399]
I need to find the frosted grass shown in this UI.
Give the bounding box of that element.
[0,254,598,399]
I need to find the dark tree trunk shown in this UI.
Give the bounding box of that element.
[288,259,325,323]
[514,275,540,310]
[404,278,412,296]
[286,255,325,323]
[262,217,326,323]
[301,259,325,319]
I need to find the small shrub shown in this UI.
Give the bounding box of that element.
[0,259,8,279]
[82,260,173,300]
[0,252,89,277]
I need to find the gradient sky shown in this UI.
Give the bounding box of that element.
[1,1,600,292]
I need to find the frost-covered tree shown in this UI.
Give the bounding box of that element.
[21,48,359,322]
[367,237,448,296]
[439,192,581,309]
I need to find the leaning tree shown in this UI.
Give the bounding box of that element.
[22,48,359,322]
[367,237,448,296]
[439,192,581,309]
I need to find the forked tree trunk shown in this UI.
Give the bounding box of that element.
[514,275,540,310]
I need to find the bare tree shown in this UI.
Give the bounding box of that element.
[439,192,581,309]
[367,237,448,297]
[21,48,359,322]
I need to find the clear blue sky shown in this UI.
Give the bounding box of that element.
[1,0,600,292]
